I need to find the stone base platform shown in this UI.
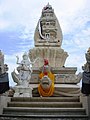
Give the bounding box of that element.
[13,86,33,97]
[30,67,81,84]
[31,84,81,97]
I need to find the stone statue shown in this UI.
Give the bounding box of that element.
[81,47,90,95]
[82,47,90,72]
[38,59,55,97]
[0,50,9,94]
[0,50,8,75]
[12,52,38,86]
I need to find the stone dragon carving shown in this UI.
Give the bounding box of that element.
[38,59,55,97]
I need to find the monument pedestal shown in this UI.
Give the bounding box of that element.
[13,86,33,97]
[29,67,81,97]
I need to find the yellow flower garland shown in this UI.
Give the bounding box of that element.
[38,72,55,97]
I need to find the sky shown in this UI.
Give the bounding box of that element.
[0,0,90,86]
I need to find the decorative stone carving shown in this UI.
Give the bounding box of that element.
[0,50,9,94]
[29,47,68,68]
[13,86,32,97]
[0,50,8,75]
[30,67,82,84]
[82,47,90,72]
[11,52,39,97]
[38,59,55,97]
[12,52,32,86]
[11,52,38,86]
[29,3,68,68]
[55,72,82,84]
[40,76,52,90]
[81,47,90,95]
[34,3,63,47]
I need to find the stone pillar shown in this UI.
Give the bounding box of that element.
[80,95,90,117]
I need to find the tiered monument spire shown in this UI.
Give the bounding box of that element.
[34,3,63,47]
[29,3,68,68]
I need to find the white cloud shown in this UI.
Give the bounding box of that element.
[0,20,10,30]
[73,27,90,49]
[0,0,89,32]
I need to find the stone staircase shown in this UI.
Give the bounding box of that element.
[0,96,89,120]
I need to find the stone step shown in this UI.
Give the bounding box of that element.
[3,107,86,115]
[7,102,82,108]
[1,96,88,120]
[11,97,80,102]
[0,114,88,120]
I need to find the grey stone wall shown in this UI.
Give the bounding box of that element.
[0,96,11,114]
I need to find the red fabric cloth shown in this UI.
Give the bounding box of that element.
[44,59,48,65]
[43,59,49,75]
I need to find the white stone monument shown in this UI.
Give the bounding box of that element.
[29,3,82,97]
